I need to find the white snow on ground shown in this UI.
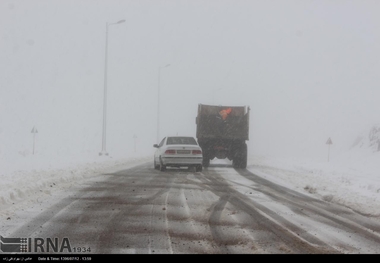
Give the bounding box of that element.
[1,126,380,236]
[247,152,380,217]
[0,153,151,221]
[208,145,380,219]
[1,151,379,219]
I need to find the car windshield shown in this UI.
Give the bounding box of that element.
[167,137,197,145]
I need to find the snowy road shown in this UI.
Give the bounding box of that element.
[4,161,380,254]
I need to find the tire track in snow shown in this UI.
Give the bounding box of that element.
[197,166,340,253]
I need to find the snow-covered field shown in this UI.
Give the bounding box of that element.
[1,123,380,236]
[248,152,380,217]
[1,144,379,227]
[0,153,151,210]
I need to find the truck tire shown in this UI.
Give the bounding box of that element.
[202,150,210,167]
[202,157,210,167]
[240,143,247,168]
[233,143,247,169]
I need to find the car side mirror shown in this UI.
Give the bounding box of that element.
[153,144,159,148]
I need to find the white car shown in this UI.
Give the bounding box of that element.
[153,136,203,172]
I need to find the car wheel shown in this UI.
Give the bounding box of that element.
[188,166,196,172]
[159,163,166,171]
[195,165,202,172]
[159,157,166,171]
[154,159,158,169]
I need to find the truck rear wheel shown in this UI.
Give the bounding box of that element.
[202,158,210,167]
[202,149,210,167]
[233,143,247,169]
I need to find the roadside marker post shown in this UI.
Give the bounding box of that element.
[326,137,333,162]
[31,126,38,155]
[133,134,137,152]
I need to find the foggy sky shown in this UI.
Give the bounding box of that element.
[1,0,380,161]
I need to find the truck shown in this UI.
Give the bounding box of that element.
[195,104,250,168]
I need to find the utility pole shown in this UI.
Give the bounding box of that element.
[157,64,170,143]
[99,19,125,156]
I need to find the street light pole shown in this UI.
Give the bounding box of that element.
[99,19,125,156]
[157,64,170,143]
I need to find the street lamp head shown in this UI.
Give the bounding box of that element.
[117,19,126,24]
[165,64,171,68]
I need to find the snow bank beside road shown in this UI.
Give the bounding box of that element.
[249,153,380,217]
[1,146,380,225]
[0,154,151,209]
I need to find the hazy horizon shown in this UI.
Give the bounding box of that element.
[1,0,379,161]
